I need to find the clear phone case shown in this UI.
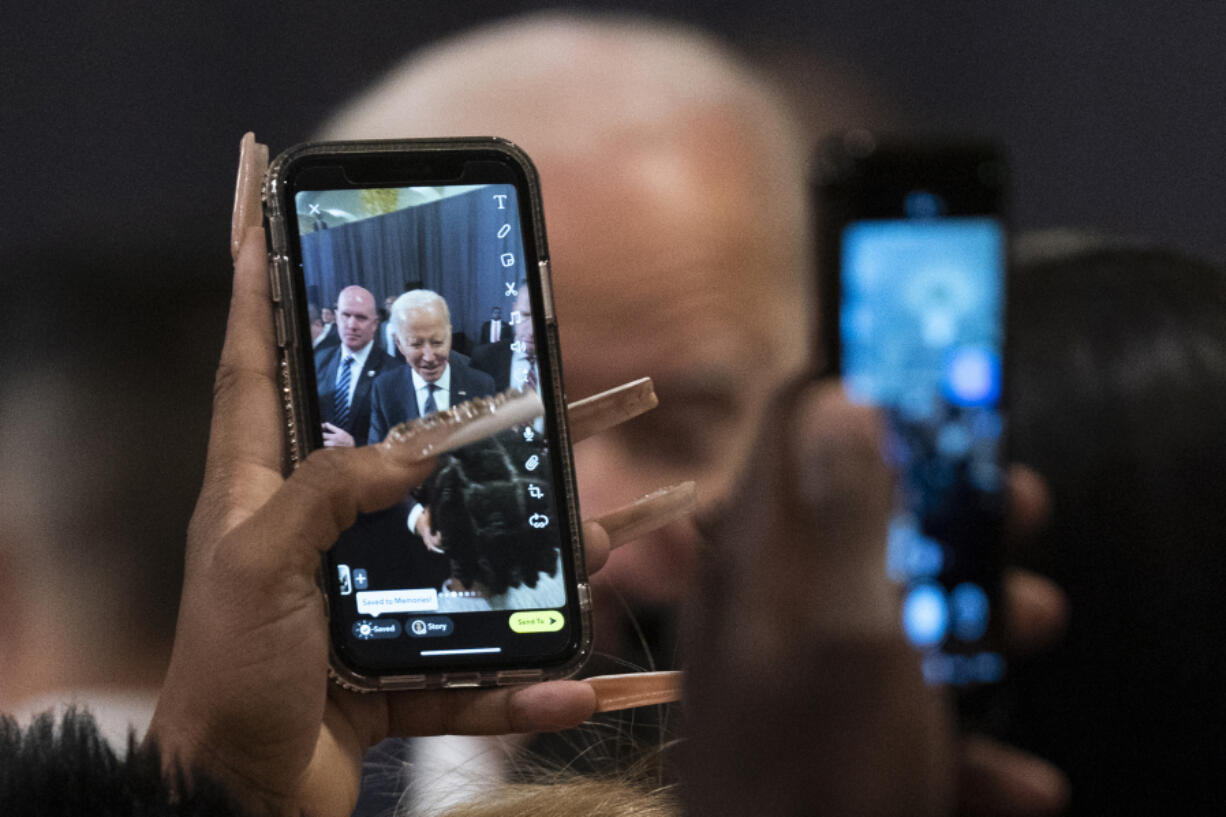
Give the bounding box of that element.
[262,138,592,691]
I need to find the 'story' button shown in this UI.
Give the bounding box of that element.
[405,616,455,638]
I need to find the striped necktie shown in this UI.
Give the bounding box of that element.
[334,355,354,430]
[423,383,439,416]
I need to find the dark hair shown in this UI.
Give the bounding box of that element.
[0,709,252,816]
[428,432,559,596]
[1003,235,1226,815]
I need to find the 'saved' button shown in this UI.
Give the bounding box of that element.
[352,619,401,640]
[406,615,454,638]
[508,610,565,633]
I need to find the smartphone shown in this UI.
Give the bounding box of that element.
[815,133,1008,687]
[263,138,591,691]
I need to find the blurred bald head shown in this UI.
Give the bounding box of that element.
[324,13,846,600]
[322,13,810,308]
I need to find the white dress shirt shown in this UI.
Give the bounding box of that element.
[410,364,452,416]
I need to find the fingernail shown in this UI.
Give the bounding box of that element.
[568,377,657,442]
[586,671,682,712]
[593,482,697,549]
[231,132,268,262]
[379,388,545,465]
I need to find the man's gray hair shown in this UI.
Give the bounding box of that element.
[391,289,451,342]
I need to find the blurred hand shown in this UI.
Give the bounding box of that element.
[680,381,1069,817]
[415,506,445,552]
[681,381,954,817]
[321,421,356,448]
[955,466,1068,817]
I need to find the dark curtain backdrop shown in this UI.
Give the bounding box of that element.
[301,187,526,341]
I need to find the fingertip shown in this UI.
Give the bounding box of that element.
[961,735,1070,817]
[582,520,611,573]
[1005,568,1069,654]
[508,681,597,733]
[1007,464,1051,538]
[794,379,885,455]
[231,132,262,261]
[791,379,892,525]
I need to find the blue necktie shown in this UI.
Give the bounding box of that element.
[334,355,354,430]
[423,383,439,416]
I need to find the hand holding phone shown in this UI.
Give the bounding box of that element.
[148,135,695,817]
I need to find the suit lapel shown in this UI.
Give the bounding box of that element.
[352,360,377,412]
[319,350,341,423]
[406,366,423,419]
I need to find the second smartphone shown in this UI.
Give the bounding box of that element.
[815,133,1008,687]
[264,138,591,691]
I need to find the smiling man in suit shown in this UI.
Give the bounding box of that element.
[315,285,400,448]
[368,289,498,550]
[368,289,496,445]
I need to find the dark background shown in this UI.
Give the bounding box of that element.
[2,0,1222,604]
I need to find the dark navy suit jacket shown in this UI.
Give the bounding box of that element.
[470,342,515,392]
[316,341,402,447]
[478,319,513,346]
[314,322,341,352]
[367,358,497,444]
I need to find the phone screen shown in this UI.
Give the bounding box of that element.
[818,139,1009,687]
[277,146,587,685]
[839,214,1006,685]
